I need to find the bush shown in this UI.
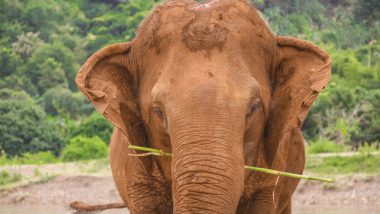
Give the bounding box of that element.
[306,138,347,154]
[0,89,65,157]
[40,87,93,118]
[69,112,113,143]
[25,42,79,92]
[18,151,58,165]
[0,170,22,186]
[303,83,380,147]
[358,143,380,156]
[61,136,108,161]
[0,47,22,78]
[0,151,58,166]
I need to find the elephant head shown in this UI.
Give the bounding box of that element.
[76,0,331,213]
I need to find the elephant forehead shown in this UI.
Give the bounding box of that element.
[181,15,229,52]
[156,1,232,52]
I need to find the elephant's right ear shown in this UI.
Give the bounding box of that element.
[76,42,146,146]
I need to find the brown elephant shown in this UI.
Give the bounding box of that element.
[71,0,331,213]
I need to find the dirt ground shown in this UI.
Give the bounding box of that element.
[0,163,379,212]
[0,176,122,206]
[294,175,380,206]
[1,174,379,207]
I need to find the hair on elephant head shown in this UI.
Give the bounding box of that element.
[74,0,331,213]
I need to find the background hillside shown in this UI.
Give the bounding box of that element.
[0,0,379,160]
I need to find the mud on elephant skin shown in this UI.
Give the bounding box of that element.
[71,0,331,213]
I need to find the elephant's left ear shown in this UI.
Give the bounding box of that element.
[264,36,332,169]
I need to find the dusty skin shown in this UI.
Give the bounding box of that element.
[74,0,331,213]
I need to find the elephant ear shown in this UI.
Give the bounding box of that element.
[264,36,331,170]
[76,42,148,148]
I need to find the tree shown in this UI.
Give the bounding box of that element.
[40,87,92,118]
[25,43,79,92]
[0,22,25,45]
[20,0,72,40]
[37,58,68,94]
[69,112,113,144]
[0,89,65,157]
[0,48,22,78]
[354,0,380,26]
[0,74,38,96]
[11,32,43,57]
[0,0,23,39]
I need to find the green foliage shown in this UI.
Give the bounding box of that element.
[261,0,378,48]
[83,0,158,53]
[353,0,380,26]
[306,138,347,154]
[0,89,65,157]
[69,112,113,143]
[0,151,58,166]
[37,58,68,94]
[0,170,22,186]
[11,32,43,57]
[40,87,92,118]
[358,143,380,156]
[21,0,73,40]
[61,136,108,161]
[0,47,22,78]
[25,42,79,92]
[304,85,380,147]
[306,154,380,175]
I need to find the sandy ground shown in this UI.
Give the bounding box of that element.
[1,175,379,206]
[0,176,122,206]
[294,175,380,206]
[0,162,379,213]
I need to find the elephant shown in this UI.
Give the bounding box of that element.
[71,0,331,213]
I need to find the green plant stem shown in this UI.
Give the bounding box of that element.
[128,145,335,183]
[128,145,172,157]
[244,166,335,183]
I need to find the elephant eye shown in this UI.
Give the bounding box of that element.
[152,104,168,129]
[152,106,164,118]
[248,100,261,116]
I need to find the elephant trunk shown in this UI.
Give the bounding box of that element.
[170,119,245,213]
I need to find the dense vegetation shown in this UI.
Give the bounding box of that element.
[0,0,379,160]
